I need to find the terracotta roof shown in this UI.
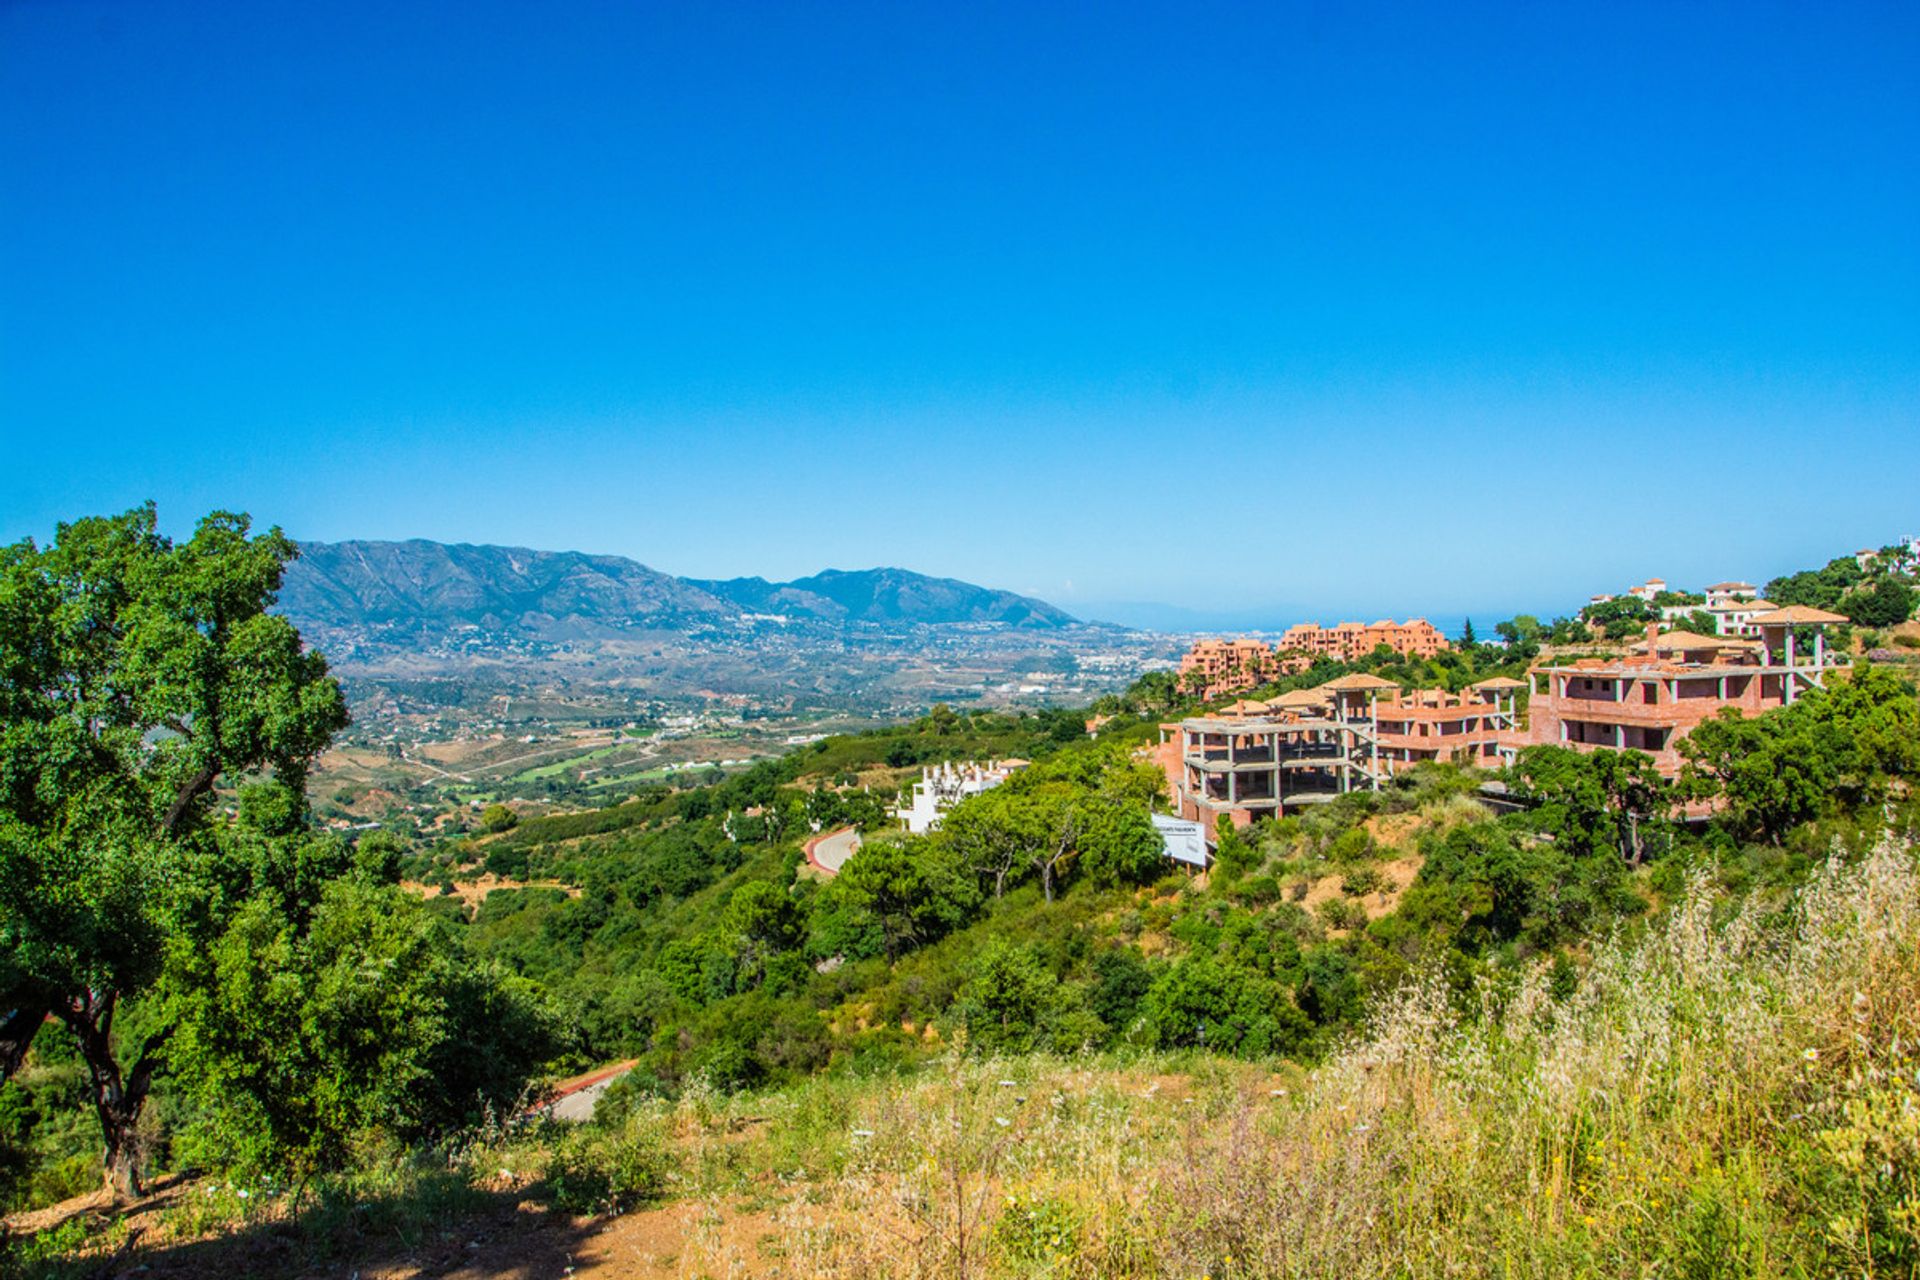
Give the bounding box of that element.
[1217,698,1271,716]
[1705,581,1755,591]
[1468,676,1529,689]
[1749,605,1848,625]
[1632,630,1758,651]
[1272,688,1331,708]
[1317,672,1399,692]
[1705,598,1776,612]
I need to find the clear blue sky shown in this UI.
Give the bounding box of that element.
[4,1,1916,628]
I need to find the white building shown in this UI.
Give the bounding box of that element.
[1703,581,1759,609]
[894,759,1028,835]
[1706,597,1779,638]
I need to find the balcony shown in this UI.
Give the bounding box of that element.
[1545,696,1696,728]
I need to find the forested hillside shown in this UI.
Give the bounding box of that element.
[6,514,1920,1279]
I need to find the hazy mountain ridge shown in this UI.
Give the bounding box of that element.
[281,539,1079,634]
[281,540,729,631]
[689,567,1076,627]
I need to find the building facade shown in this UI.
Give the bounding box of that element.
[1372,678,1524,773]
[1276,618,1450,663]
[1175,638,1308,698]
[1519,612,1847,775]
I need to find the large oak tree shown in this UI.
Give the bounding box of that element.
[0,505,347,1196]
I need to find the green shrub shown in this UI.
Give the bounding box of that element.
[1236,874,1282,906]
[544,1117,672,1215]
[1340,866,1384,897]
[1316,898,1365,930]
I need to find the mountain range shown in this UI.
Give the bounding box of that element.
[279,539,1080,634]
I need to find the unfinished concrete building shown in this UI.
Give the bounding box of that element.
[1520,610,1849,775]
[1373,677,1524,773]
[1160,673,1397,838]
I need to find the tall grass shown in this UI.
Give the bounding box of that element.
[777,835,1920,1277]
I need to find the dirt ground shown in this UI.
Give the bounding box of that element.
[400,873,583,909]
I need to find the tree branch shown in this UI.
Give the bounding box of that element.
[160,762,220,836]
[125,1024,176,1104]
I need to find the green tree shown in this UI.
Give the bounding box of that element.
[1582,597,1656,639]
[0,507,348,1196]
[1022,783,1086,903]
[1766,557,1863,612]
[480,803,519,833]
[726,880,803,990]
[1680,665,1920,844]
[952,942,1057,1054]
[1079,802,1163,888]
[938,787,1038,899]
[828,838,977,961]
[170,876,559,1181]
[1510,745,1675,865]
[1141,954,1311,1057]
[1845,578,1917,628]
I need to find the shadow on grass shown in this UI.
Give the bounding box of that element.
[5,1171,620,1280]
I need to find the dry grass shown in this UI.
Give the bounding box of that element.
[762,834,1920,1277]
[21,839,1919,1279]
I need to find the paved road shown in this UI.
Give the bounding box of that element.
[534,1061,638,1123]
[804,826,862,875]
[550,1074,625,1121]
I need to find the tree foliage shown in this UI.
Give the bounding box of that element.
[1681,665,1920,844]
[0,507,348,1195]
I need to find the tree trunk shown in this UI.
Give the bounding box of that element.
[0,1001,48,1084]
[60,989,171,1202]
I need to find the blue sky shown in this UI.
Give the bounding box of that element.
[3,1,1916,628]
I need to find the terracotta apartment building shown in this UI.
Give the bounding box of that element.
[1520,608,1849,775]
[1278,618,1450,662]
[1176,638,1308,699]
[1176,619,1449,697]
